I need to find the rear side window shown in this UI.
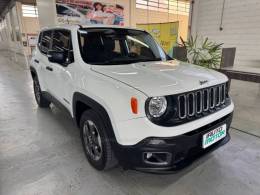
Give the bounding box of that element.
[52,29,74,63]
[40,30,52,54]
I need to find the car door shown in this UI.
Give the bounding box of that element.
[47,29,74,109]
[37,30,53,92]
[31,32,46,90]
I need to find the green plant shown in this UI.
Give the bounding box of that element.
[181,36,223,69]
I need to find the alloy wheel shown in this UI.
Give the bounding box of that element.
[83,120,103,161]
[34,79,41,103]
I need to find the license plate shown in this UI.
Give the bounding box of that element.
[202,124,227,149]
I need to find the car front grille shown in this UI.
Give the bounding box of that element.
[146,82,231,127]
[177,84,227,119]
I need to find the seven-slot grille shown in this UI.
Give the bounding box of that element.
[177,84,227,119]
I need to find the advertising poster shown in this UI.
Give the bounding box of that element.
[137,22,179,53]
[56,0,124,26]
[27,34,38,47]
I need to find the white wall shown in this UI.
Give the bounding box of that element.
[191,0,260,72]
[35,0,189,41]
[36,0,58,27]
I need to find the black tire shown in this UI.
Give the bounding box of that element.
[80,110,118,170]
[33,76,50,108]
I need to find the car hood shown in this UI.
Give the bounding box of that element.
[91,60,228,97]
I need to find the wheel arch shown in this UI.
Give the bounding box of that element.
[30,66,37,79]
[72,92,117,142]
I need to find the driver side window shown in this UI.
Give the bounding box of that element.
[39,30,52,55]
[51,29,74,64]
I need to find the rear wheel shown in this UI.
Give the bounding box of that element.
[80,110,118,170]
[33,76,50,108]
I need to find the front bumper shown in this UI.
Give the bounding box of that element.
[113,113,233,173]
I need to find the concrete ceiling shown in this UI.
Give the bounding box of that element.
[20,0,36,5]
[0,0,36,18]
[0,0,10,16]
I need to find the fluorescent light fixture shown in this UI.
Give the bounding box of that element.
[22,4,38,17]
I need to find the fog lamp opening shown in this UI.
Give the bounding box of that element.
[148,139,166,145]
[143,152,172,165]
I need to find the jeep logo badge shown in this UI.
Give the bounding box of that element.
[200,80,208,85]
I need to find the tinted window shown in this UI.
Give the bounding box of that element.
[40,30,52,54]
[52,30,74,63]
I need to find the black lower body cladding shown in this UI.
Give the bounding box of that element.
[112,113,233,173]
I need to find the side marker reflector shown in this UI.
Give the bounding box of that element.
[131,97,138,114]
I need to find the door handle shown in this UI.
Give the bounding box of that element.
[46,66,53,71]
[34,59,39,63]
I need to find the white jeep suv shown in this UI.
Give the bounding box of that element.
[30,25,234,172]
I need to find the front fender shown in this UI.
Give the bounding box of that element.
[72,69,148,143]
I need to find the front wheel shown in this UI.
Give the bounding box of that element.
[80,110,118,170]
[33,77,50,108]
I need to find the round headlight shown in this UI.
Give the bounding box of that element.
[148,96,167,118]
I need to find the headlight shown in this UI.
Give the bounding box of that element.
[148,96,167,118]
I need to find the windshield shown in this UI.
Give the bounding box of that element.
[78,28,171,65]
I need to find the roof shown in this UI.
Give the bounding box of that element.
[40,24,143,32]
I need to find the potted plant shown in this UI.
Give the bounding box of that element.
[180,36,223,69]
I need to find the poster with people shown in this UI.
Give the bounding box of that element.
[56,0,124,26]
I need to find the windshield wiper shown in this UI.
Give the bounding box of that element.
[135,58,162,63]
[90,58,162,65]
[90,60,122,65]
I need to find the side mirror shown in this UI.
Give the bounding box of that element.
[47,50,67,65]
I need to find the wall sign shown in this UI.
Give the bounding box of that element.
[27,34,38,47]
[56,0,124,26]
[137,22,179,54]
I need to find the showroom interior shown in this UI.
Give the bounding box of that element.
[0,0,259,194]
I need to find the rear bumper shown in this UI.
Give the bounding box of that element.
[113,112,233,173]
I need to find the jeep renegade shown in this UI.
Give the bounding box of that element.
[30,25,234,172]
